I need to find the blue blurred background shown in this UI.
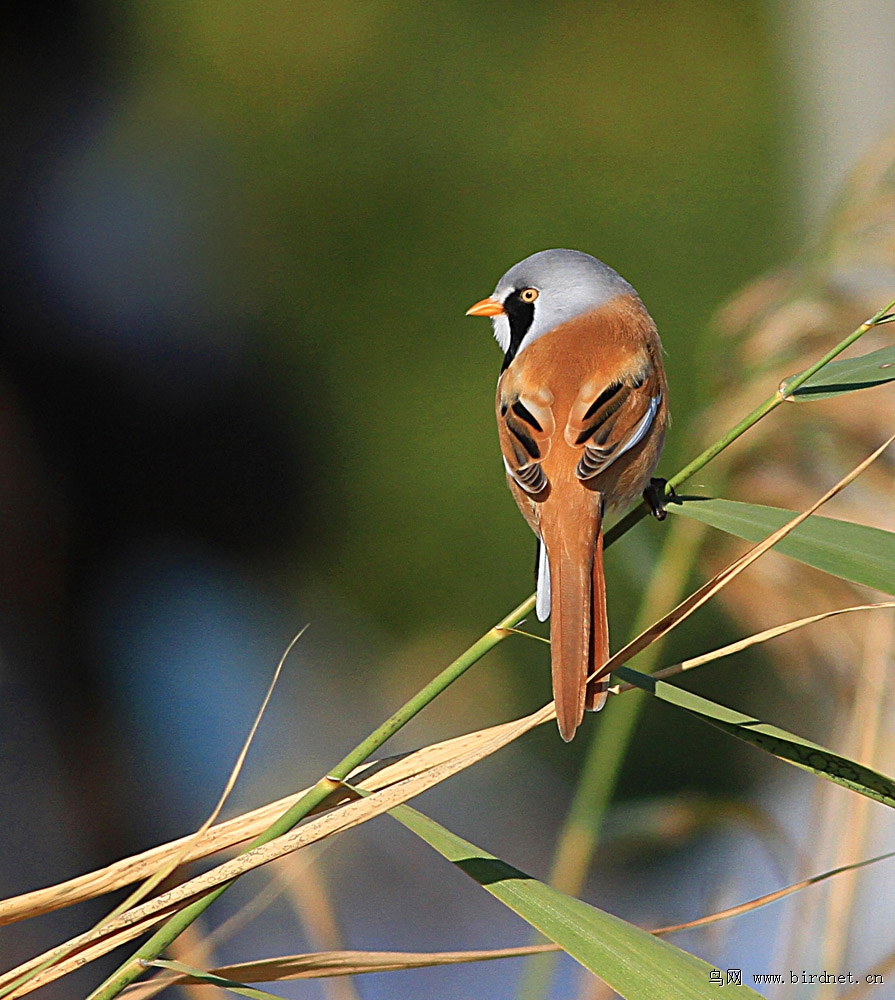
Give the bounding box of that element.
[1,3,894,998]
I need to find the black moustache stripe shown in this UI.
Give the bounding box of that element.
[500,292,536,372]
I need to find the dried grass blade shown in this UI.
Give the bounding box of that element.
[121,944,560,998]
[611,602,895,692]
[653,850,895,935]
[0,707,554,997]
[0,711,549,928]
[592,433,895,688]
[112,629,304,921]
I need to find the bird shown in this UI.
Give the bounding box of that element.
[467,249,668,741]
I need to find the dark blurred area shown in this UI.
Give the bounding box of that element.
[3,1,891,997]
[0,1,322,989]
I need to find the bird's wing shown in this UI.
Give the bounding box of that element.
[496,388,556,497]
[566,358,663,481]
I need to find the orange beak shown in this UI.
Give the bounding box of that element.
[466,297,505,317]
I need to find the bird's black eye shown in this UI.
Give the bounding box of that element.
[519,287,539,303]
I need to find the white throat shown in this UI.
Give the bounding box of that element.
[491,313,512,353]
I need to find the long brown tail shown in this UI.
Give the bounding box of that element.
[585,525,610,713]
[540,492,609,741]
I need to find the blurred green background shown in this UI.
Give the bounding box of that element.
[125,0,783,629]
[5,1,868,995]
[3,0,785,891]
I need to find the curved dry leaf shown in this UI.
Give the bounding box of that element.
[1,707,553,998]
[592,434,895,691]
[611,602,895,693]
[0,712,550,929]
[653,849,895,935]
[121,944,560,998]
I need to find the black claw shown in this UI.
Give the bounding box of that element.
[643,477,671,521]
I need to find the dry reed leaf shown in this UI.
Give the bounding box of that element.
[0,712,545,929]
[119,944,560,997]
[591,434,895,690]
[611,602,895,693]
[652,849,895,936]
[1,708,554,997]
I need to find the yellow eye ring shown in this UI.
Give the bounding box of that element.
[520,287,539,303]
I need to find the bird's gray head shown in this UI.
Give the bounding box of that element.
[468,249,636,370]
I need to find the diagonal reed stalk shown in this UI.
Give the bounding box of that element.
[82,298,894,1000]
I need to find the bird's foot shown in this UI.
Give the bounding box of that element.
[643,477,673,521]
